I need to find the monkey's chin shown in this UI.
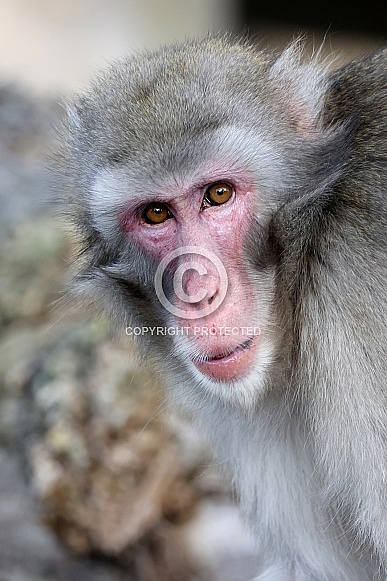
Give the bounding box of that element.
[194,337,259,382]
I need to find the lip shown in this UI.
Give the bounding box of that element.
[194,336,258,382]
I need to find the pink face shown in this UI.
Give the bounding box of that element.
[120,168,261,383]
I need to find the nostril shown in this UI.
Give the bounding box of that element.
[208,290,218,305]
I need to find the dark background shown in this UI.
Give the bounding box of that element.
[242,0,387,36]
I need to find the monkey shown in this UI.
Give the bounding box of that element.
[59,37,387,580]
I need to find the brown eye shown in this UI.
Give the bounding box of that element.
[205,182,234,206]
[143,202,171,224]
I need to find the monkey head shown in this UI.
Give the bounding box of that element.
[61,38,348,409]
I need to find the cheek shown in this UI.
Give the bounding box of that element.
[203,191,254,262]
[210,193,258,310]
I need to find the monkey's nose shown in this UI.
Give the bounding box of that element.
[183,272,220,308]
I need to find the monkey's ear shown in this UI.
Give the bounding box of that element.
[268,41,329,134]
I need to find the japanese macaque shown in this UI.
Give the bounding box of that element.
[59,37,387,580]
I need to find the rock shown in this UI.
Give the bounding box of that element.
[23,326,207,577]
[0,217,71,326]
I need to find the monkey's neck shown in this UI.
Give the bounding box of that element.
[193,392,379,580]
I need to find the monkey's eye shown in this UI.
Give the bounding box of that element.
[142,202,171,225]
[204,182,234,206]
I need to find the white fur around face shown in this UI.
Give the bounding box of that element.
[89,166,130,238]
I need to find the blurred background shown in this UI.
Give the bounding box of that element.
[0,2,385,581]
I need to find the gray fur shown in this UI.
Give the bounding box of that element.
[59,38,387,580]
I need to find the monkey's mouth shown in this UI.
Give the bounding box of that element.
[204,337,254,361]
[193,336,258,382]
